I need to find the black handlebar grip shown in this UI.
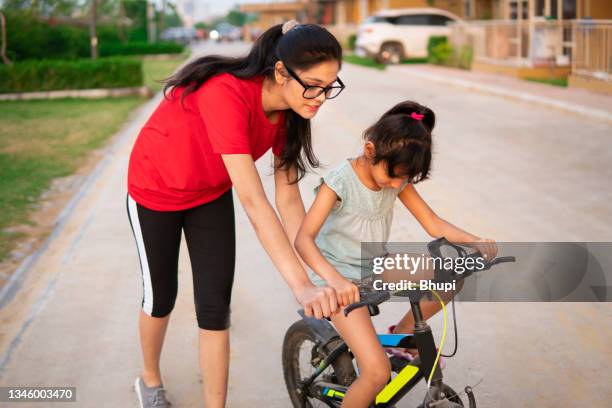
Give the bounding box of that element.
[344,291,391,317]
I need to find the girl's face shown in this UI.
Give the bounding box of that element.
[276,60,341,119]
[370,162,407,189]
[364,142,407,190]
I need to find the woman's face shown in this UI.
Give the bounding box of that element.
[277,60,341,119]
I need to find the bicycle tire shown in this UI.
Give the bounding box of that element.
[282,319,356,408]
[418,383,464,407]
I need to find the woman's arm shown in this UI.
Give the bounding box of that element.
[398,184,497,259]
[295,183,360,306]
[222,154,338,319]
[273,157,307,269]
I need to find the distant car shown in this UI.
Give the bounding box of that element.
[160,27,197,45]
[214,23,242,42]
[356,8,462,64]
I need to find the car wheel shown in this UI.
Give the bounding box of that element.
[378,42,404,65]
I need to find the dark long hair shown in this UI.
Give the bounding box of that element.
[163,24,343,183]
[362,101,435,184]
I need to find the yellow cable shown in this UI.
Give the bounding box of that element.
[427,290,447,388]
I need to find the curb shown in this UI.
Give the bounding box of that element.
[388,66,612,124]
[0,86,152,101]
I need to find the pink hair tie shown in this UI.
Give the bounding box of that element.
[410,112,424,121]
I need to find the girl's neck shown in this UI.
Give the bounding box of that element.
[351,156,381,192]
[262,76,289,116]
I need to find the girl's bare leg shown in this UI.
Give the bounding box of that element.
[330,308,391,408]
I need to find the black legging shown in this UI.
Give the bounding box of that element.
[126,189,236,330]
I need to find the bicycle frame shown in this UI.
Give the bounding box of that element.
[292,238,514,408]
[301,298,443,408]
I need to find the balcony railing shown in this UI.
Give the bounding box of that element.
[449,19,611,81]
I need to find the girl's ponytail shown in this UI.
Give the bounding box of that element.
[362,100,435,184]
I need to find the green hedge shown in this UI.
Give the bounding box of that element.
[3,11,182,61]
[99,42,184,57]
[0,58,143,93]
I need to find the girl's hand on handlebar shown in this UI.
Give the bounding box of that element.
[294,284,339,319]
[326,275,360,307]
[472,238,498,261]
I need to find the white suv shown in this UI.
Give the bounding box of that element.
[355,8,461,64]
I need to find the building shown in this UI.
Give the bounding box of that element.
[447,0,611,93]
[240,1,312,32]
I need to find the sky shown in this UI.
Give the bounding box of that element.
[166,0,286,22]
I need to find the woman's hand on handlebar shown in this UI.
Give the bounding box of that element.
[471,238,498,261]
[326,274,360,307]
[294,284,339,320]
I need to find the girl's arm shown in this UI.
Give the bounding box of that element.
[294,183,360,306]
[222,154,338,319]
[398,184,498,259]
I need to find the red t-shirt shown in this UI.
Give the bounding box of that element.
[127,73,286,211]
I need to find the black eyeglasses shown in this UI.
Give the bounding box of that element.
[284,65,345,100]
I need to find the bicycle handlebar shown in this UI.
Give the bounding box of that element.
[343,289,391,317]
[343,238,516,317]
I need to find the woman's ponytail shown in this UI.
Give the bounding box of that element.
[163,23,343,183]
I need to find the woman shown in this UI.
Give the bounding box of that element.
[126,21,344,408]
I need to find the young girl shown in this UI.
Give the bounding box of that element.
[295,100,498,407]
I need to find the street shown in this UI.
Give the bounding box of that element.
[0,41,611,407]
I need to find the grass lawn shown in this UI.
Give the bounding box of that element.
[142,54,188,93]
[524,77,569,87]
[0,54,187,261]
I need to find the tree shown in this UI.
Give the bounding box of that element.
[89,0,98,59]
[226,9,246,27]
[0,11,12,64]
[1,0,81,17]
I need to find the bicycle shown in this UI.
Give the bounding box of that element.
[282,237,515,408]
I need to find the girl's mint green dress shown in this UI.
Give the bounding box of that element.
[308,159,409,287]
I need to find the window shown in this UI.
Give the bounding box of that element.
[562,0,576,19]
[464,0,473,18]
[366,16,394,24]
[535,0,546,17]
[428,15,454,26]
[509,0,528,20]
[396,14,430,26]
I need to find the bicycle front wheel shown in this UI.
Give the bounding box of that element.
[282,319,356,408]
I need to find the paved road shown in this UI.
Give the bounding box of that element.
[1,41,611,407]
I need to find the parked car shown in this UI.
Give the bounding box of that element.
[355,8,462,64]
[213,23,242,42]
[160,27,197,45]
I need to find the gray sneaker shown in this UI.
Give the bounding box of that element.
[134,376,172,407]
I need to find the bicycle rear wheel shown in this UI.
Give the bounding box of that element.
[282,320,356,408]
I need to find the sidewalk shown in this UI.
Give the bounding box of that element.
[388,64,612,123]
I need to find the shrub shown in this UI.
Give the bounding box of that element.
[347,34,357,51]
[427,35,473,70]
[0,58,143,93]
[430,42,453,65]
[427,36,448,63]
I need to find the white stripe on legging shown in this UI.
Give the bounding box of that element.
[128,195,154,315]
